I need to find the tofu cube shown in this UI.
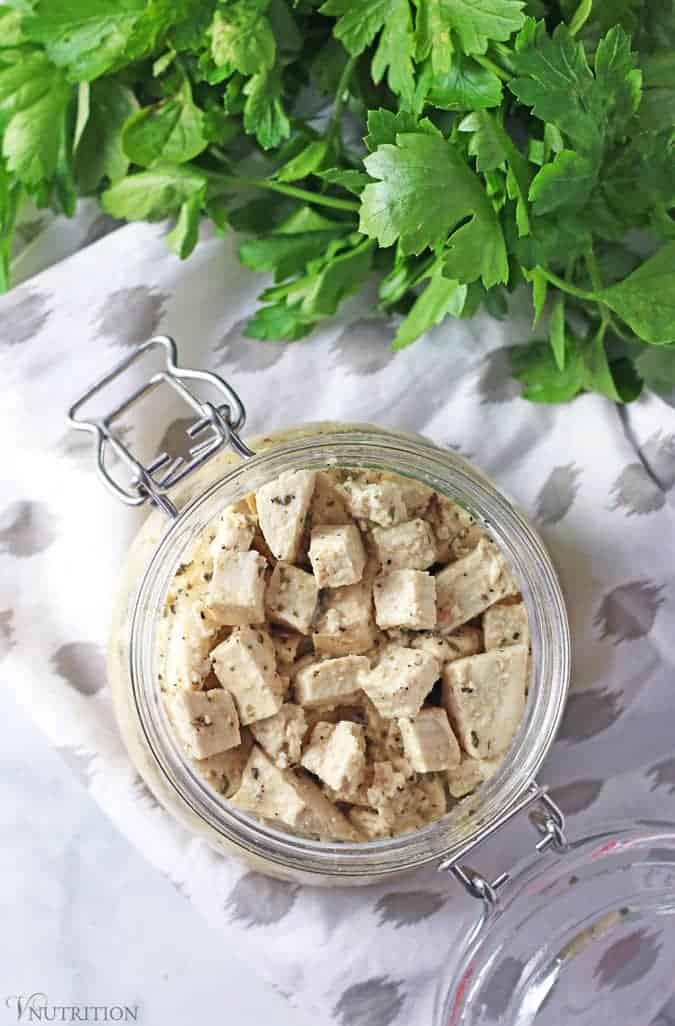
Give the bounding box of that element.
[208,550,267,625]
[435,538,518,633]
[265,562,318,634]
[362,645,440,718]
[230,746,360,840]
[196,732,254,796]
[310,471,352,525]
[163,601,214,691]
[209,509,255,556]
[447,755,502,798]
[483,601,530,650]
[271,630,305,666]
[398,708,461,772]
[294,654,369,707]
[428,494,476,550]
[230,745,308,828]
[308,524,366,589]
[301,721,366,791]
[166,688,240,759]
[397,477,434,516]
[339,478,407,526]
[373,569,436,630]
[313,580,377,656]
[250,703,307,768]
[410,626,482,662]
[442,644,528,758]
[211,626,286,724]
[372,518,437,571]
[255,469,316,562]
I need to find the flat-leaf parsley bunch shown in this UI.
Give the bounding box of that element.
[1,0,675,401]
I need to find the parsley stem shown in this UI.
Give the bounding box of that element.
[245,178,360,211]
[204,170,360,212]
[536,266,596,302]
[474,54,510,83]
[328,55,357,144]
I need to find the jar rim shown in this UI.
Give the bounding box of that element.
[129,428,571,879]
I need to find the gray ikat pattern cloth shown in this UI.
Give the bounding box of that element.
[1,220,675,1026]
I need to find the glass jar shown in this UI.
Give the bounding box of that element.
[74,337,570,887]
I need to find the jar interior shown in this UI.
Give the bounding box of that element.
[129,431,571,879]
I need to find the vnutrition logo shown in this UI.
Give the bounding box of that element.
[4,995,140,1022]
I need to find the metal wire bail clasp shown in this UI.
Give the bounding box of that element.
[67,336,255,519]
[439,783,569,907]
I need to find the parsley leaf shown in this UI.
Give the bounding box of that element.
[23,0,148,82]
[416,0,526,68]
[123,79,206,168]
[392,265,467,349]
[599,242,675,344]
[240,228,349,281]
[100,164,207,220]
[370,0,415,108]
[0,50,71,187]
[427,55,503,111]
[511,337,586,402]
[166,187,204,258]
[210,0,276,76]
[528,149,595,215]
[243,66,290,150]
[360,131,508,288]
[74,79,137,192]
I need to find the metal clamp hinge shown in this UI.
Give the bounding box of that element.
[439,783,568,906]
[68,336,254,518]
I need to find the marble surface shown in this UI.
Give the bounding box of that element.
[0,688,311,1026]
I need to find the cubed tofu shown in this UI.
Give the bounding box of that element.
[313,580,377,656]
[166,688,240,759]
[209,509,255,556]
[208,550,267,625]
[163,600,215,691]
[271,630,305,666]
[373,569,437,630]
[290,771,362,841]
[372,519,437,571]
[230,745,308,828]
[442,645,528,758]
[362,645,440,718]
[428,493,476,548]
[265,562,318,634]
[367,760,408,807]
[250,703,307,768]
[196,731,254,796]
[308,524,366,589]
[294,654,369,707]
[301,721,366,791]
[396,477,434,516]
[338,478,407,526]
[398,708,461,772]
[230,745,361,839]
[447,755,502,798]
[483,601,530,650]
[255,469,316,562]
[211,626,286,724]
[435,538,518,633]
[310,471,352,525]
[410,626,482,662]
[450,523,486,559]
[348,775,447,839]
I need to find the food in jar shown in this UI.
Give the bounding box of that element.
[158,467,531,841]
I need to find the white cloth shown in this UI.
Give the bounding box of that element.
[2,220,675,1026]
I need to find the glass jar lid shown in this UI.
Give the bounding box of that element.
[440,821,675,1026]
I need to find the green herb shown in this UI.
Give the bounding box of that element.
[3,0,675,402]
